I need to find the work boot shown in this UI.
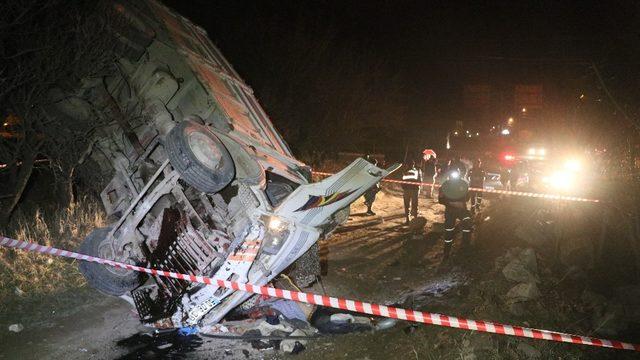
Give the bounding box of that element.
[405,216,410,224]
[366,209,376,216]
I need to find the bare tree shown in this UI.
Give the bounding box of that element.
[0,0,126,226]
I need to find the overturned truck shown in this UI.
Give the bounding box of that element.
[76,0,397,329]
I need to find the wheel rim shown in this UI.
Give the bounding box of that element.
[188,131,222,170]
[97,241,135,277]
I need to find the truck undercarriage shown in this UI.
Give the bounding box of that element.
[70,0,398,329]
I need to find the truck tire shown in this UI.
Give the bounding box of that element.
[165,120,235,193]
[78,227,145,296]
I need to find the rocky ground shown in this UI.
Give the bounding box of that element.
[1,188,639,359]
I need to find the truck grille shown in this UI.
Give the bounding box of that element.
[134,208,225,322]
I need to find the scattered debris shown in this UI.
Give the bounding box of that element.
[330,313,355,324]
[281,329,310,354]
[282,339,305,354]
[8,324,24,333]
[250,338,276,350]
[255,317,295,335]
[177,326,198,336]
[312,309,373,334]
[374,318,397,331]
[263,299,308,322]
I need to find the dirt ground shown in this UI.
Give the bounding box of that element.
[1,188,637,359]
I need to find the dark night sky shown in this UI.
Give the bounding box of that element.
[163,0,640,154]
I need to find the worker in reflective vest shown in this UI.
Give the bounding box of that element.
[438,171,472,260]
[402,160,422,224]
[468,158,486,214]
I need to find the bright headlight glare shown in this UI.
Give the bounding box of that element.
[450,171,460,179]
[528,148,536,155]
[261,215,291,255]
[538,148,546,156]
[550,171,575,190]
[564,159,581,172]
[268,217,283,231]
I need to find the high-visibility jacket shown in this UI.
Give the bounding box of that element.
[402,167,422,183]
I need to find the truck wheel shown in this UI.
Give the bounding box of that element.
[165,120,235,193]
[78,227,145,296]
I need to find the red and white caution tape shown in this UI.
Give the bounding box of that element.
[312,171,600,203]
[1,236,637,351]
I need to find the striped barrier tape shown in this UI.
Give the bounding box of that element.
[1,236,637,351]
[312,171,600,203]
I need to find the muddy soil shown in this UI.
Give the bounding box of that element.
[1,189,637,359]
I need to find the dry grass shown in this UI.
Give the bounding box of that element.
[0,197,105,308]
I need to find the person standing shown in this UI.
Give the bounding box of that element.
[438,173,472,260]
[363,156,381,216]
[500,166,512,191]
[422,151,437,198]
[448,156,468,179]
[468,158,485,214]
[402,160,422,224]
[432,160,444,197]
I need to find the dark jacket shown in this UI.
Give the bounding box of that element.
[448,159,467,178]
[423,158,437,178]
[468,167,486,187]
[438,178,470,209]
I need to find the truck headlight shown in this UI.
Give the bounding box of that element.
[267,217,284,231]
[261,215,291,255]
[549,170,575,190]
[564,159,581,172]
